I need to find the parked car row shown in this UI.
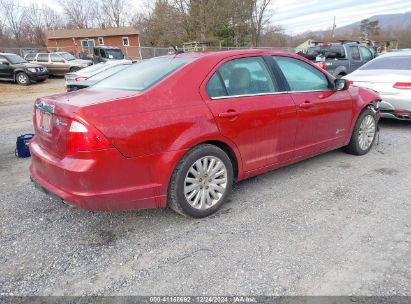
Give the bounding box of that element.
[0,46,126,86]
[0,53,49,85]
[30,49,383,218]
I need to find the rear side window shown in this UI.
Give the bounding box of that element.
[273,56,330,92]
[93,57,192,91]
[37,54,49,62]
[360,55,411,70]
[350,46,361,60]
[206,73,227,98]
[206,56,278,98]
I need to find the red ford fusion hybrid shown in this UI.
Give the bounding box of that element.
[30,50,381,218]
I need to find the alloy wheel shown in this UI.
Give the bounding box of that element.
[358,114,376,151]
[184,156,228,210]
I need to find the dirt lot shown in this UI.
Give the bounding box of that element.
[0,78,410,296]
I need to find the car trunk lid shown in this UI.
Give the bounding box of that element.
[33,89,140,158]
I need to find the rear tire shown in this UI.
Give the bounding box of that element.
[343,107,377,155]
[69,67,80,73]
[16,72,30,86]
[168,144,233,218]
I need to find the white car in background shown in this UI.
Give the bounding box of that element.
[344,51,411,120]
[64,59,133,87]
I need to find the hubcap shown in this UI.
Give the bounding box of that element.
[18,74,27,84]
[358,114,376,151]
[184,156,228,210]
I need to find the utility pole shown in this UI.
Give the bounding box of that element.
[331,16,336,38]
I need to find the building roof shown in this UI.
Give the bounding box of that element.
[46,27,139,39]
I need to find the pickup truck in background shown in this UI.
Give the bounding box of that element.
[298,41,376,78]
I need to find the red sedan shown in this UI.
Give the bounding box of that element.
[30,50,381,218]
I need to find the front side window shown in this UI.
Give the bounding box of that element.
[50,54,64,63]
[360,47,372,61]
[93,57,193,91]
[350,46,361,60]
[37,54,49,62]
[206,56,278,98]
[273,56,330,92]
[0,55,9,65]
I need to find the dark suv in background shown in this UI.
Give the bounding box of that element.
[0,53,48,85]
[298,41,376,78]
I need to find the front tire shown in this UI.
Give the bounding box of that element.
[343,107,377,155]
[16,72,30,86]
[168,144,233,218]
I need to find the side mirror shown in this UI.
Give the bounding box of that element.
[334,78,349,91]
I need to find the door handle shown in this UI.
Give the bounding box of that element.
[299,101,314,109]
[218,111,239,119]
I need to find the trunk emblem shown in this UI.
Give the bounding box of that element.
[55,119,67,127]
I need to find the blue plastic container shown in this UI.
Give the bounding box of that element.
[15,134,34,158]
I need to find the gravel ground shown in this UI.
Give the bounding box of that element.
[0,78,410,296]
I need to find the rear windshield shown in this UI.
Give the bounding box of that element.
[93,57,193,91]
[360,55,411,70]
[306,46,346,59]
[88,64,130,81]
[105,49,124,59]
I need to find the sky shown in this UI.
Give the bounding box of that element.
[21,0,411,34]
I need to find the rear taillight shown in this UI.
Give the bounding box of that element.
[67,116,112,155]
[74,76,88,81]
[393,82,411,90]
[318,63,326,69]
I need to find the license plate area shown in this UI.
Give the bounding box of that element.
[37,110,52,132]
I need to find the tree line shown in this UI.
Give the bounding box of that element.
[0,0,288,48]
[1,0,410,49]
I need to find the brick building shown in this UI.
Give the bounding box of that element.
[45,27,141,59]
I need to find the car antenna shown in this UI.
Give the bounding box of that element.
[171,45,184,56]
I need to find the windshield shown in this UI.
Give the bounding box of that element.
[60,53,76,61]
[360,55,411,70]
[5,54,27,64]
[106,49,124,59]
[93,57,193,91]
[89,64,130,81]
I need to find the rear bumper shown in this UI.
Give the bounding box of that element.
[380,94,411,120]
[29,140,184,211]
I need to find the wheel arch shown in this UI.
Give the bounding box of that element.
[201,140,239,180]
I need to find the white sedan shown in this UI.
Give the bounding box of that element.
[344,51,411,120]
